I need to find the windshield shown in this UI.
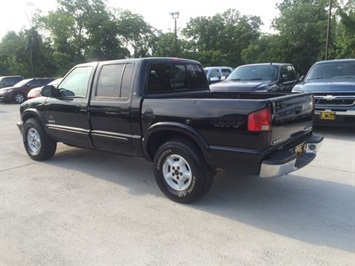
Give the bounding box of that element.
[306,61,355,81]
[227,65,277,81]
[13,78,32,87]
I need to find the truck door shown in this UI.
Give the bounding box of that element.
[43,64,95,147]
[280,65,298,92]
[89,62,135,155]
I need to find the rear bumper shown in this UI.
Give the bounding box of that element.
[259,134,324,178]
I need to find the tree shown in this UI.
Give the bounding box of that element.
[0,32,27,76]
[0,29,54,77]
[182,9,262,67]
[334,0,355,58]
[151,32,175,57]
[272,0,330,74]
[241,34,286,64]
[116,10,157,58]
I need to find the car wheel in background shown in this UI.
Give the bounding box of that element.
[13,93,25,104]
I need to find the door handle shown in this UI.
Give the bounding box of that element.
[143,108,155,123]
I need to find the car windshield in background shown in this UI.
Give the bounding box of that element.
[227,65,277,81]
[305,61,355,81]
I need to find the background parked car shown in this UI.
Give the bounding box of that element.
[0,77,54,103]
[292,58,355,128]
[210,63,299,92]
[0,76,24,88]
[204,66,234,84]
[27,77,63,99]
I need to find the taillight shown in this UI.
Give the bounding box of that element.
[248,108,272,132]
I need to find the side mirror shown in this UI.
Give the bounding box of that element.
[220,76,227,81]
[41,85,57,97]
[209,76,221,84]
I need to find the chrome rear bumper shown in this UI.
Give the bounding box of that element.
[259,134,324,178]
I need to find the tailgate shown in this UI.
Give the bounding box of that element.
[269,92,314,147]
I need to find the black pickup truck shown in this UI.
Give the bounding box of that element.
[17,57,323,203]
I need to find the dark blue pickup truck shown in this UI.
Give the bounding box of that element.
[17,57,323,203]
[292,59,355,128]
[210,63,299,93]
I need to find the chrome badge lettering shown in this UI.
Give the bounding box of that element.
[48,115,55,124]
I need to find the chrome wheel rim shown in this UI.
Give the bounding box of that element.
[27,128,41,155]
[162,154,192,191]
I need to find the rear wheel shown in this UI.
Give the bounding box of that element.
[13,93,25,104]
[23,118,57,161]
[153,139,214,203]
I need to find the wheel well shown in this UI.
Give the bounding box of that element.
[23,113,39,123]
[22,114,45,130]
[147,130,215,172]
[148,131,197,160]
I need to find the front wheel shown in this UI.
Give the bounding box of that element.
[23,118,57,161]
[153,139,214,203]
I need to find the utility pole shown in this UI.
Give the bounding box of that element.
[169,12,180,56]
[325,0,332,60]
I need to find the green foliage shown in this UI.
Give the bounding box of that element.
[152,32,175,57]
[0,0,353,77]
[334,0,355,58]
[272,0,330,74]
[182,9,262,67]
[241,34,286,64]
[116,10,156,58]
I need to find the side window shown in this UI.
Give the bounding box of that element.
[146,63,208,93]
[30,80,41,87]
[287,66,296,81]
[171,64,188,89]
[121,63,134,98]
[96,64,124,98]
[41,79,52,86]
[187,64,208,89]
[280,66,289,82]
[210,69,221,78]
[95,63,134,99]
[221,68,232,77]
[147,63,172,92]
[58,66,92,97]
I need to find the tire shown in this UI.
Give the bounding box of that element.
[23,118,57,161]
[13,93,25,104]
[153,139,214,203]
